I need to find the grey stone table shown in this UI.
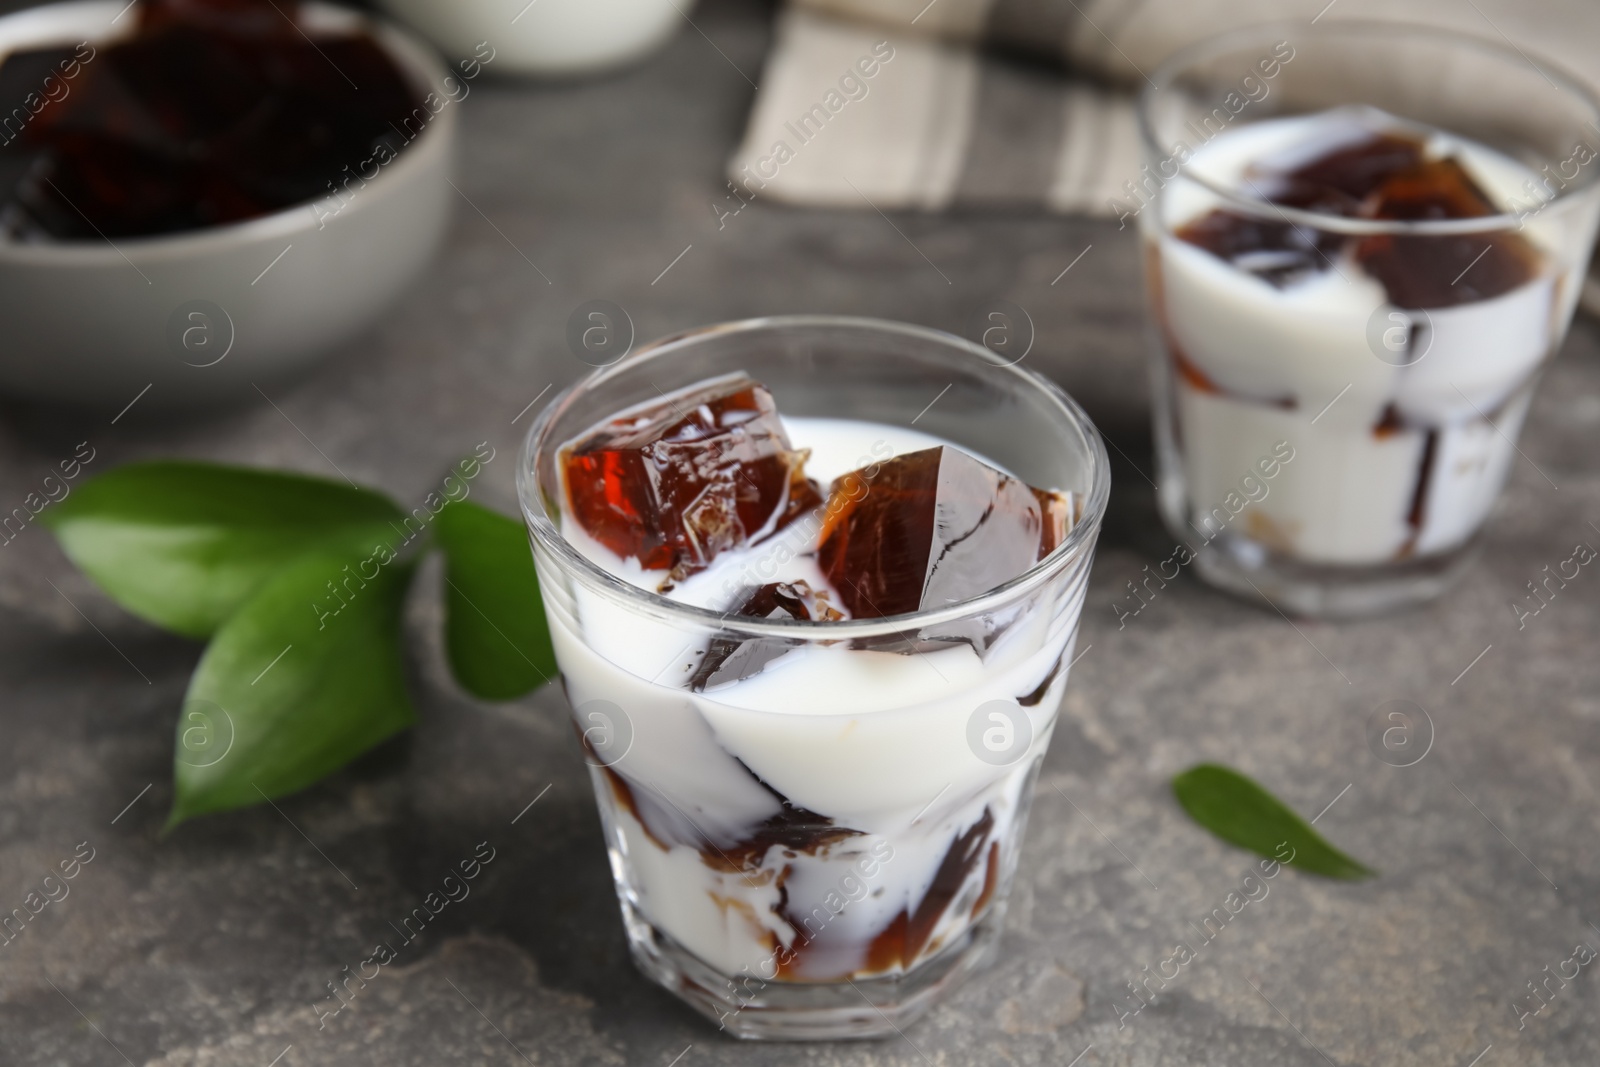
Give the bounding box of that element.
[3,2,1599,1064]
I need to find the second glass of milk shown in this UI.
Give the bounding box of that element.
[1135,23,1600,617]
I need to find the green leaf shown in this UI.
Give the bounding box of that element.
[42,462,407,638]
[435,500,555,701]
[1172,763,1376,880]
[169,547,417,827]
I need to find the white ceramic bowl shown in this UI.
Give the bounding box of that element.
[377,0,690,79]
[0,1,456,410]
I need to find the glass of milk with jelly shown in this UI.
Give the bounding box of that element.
[1137,23,1600,616]
[517,316,1109,1039]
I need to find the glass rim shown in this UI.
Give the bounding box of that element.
[1136,19,1600,237]
[517,314,1112,639]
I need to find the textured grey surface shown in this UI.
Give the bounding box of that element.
[2,2,1600,1064]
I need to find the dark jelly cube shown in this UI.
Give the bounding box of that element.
[561,375,823,587]
[817,446,1072,619]
[1174,208,1338,289]
[1264,131,1425,208]
[1354,157,1540,308]
[689,580,842,692]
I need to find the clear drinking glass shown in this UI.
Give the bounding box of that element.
[1136,23,1600,616]
[518,316,1109,1039]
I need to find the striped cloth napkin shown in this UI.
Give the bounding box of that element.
[727,0,1600,219]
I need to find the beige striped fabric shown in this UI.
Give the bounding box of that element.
[728,0,1600,218]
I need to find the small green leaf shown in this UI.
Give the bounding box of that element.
[43,462,406,638]
[1172,763,1376,880]
[169,547,417,827]
[435,500,555,701]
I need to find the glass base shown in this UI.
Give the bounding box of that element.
[1185,529,1481,619]
[620,896,1004,1040]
